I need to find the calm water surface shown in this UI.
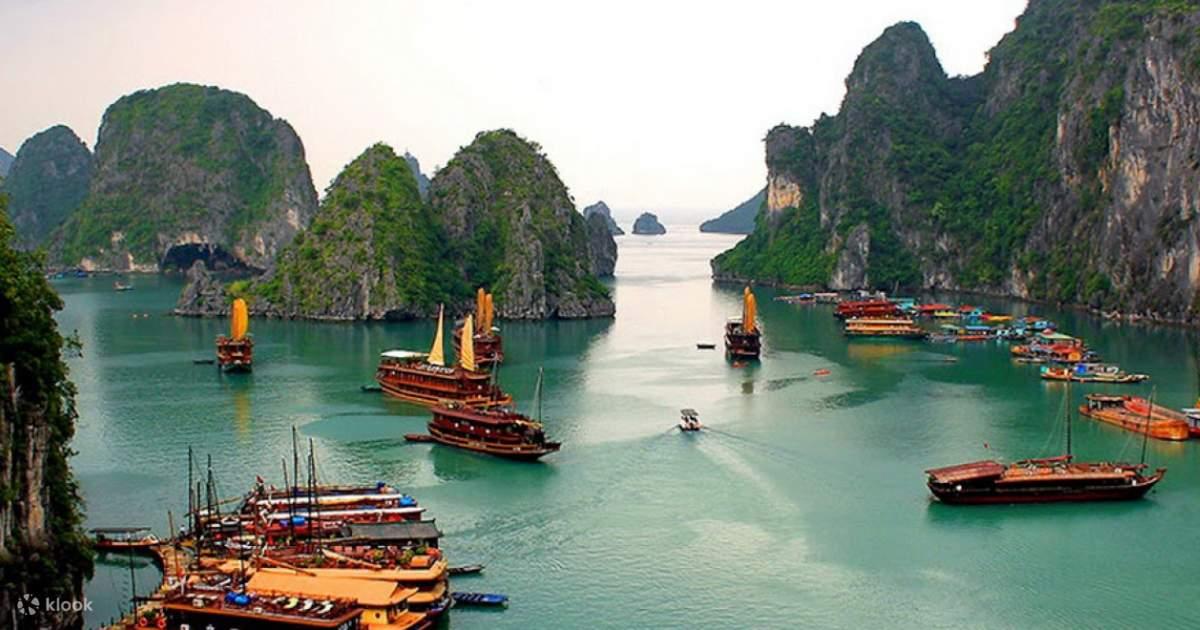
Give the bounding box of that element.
[63,227,1200,628]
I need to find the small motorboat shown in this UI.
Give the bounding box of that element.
[449,564,485,576]
[451,592,508,607]
[193,358,216,365]
[90,527,158,553]
[679,408,703,432]
[360,384,383,393]
[404,433,436,443]
[113,281,133,291]
[696,343,716,350]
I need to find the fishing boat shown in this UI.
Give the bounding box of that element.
[90,527,159,552]
[679,408,702,432]
[696,342,716,350]
[453,288,503,368]
[376,306,512,409]
[1078,394,1190,441]
[410,348,561,461]
[216,298,253,372]
[452,592,509,607]
[843,318,926,339]
[449,564,484,576]
[834,299,903,319]
[925,384,1166,504]
[724,287,762,360]
[1040,364,1149,384]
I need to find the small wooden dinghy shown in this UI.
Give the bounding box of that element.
[405,433,436,443]
[449,564,485,576]
[452,592,508,607]
[696,343,716,350]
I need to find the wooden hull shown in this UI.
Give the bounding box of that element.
[425,425,560,461]
[378,378,511,409]
[217,336,253,372]
[929,474,1162,505]
[844,331,927,339]
[1079,405,1191,441]
[724,324,761,360]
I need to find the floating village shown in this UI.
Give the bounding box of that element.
[83,279,1200,629]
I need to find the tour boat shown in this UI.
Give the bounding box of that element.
[376,305,512,409]
[724,286,762,359]
[409,358,561,461]
[678,408,703,432]
[843,317,927,339]
[216,298,253,372]
[834,299,903,319]
[1078,394,1190,441]
[452,288,503,368]
[162,590,368,630]
[926,383,1166,504]
[90,527,159,552]
[1040,364,1149,384]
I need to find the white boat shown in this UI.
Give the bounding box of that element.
[678,408,703,432]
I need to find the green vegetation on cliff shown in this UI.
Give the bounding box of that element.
[0,194,93,624]
[715,1,1200,320]
[54,83,317,270]
[1,125,93,249]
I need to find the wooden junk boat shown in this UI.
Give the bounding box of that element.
[376,305,512,409]
[724,286,762,360]
[834,299,902,319]
[925,384,1166,504]
[453,288,503,369]
[216,297,253,372]
[407,349,561,461]
[843,317,927,339]
[1078,394,1190,441]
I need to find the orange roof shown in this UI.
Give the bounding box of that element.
[247,570,418,607]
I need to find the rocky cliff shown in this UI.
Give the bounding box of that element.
[0,147,13,177]
[0,195,93,628]
[700,188,765,234]
[1,125,93,249]
[714,1,1200,324]
[582,200,624,235]
[585,212,617,277]
[52,83,318,272]
[403,151,431,201]
[178,132,614,320]
[632,212,666,235]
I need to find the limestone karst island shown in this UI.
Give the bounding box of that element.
[4,2,1200,628]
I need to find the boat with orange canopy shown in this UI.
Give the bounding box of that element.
[376,306,512,409]
[1078,394,1190,441]
[453,288,503,368]
[216,298,253,372]
[724,287,761,360]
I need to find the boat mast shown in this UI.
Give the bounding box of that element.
[534,367,544,422]
[282,458,294,542]
[1140,387,1155,466]
[187,446,195,539]
[1065,377,1072,457]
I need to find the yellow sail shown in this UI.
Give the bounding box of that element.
[475,288,486,333]
[230,298,249,340]
[428,305,445,366]
[460,314,476,371]
[743,287,757,334]
[484,292,495,333]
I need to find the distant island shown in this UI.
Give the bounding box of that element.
[700,188,764,234]
[632,212,666,235]
[582,201,623,235]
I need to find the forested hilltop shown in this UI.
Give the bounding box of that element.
[714,0,1200,324]
[177,131,615,320]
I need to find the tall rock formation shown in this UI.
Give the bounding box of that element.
[700,188,765,234]
[53,83,318,272]
[582,200,624,235]
[632,212,666,235]
[428,129,613,318]
[1,125,94,249]
[403,151,431,201]
[585,212,618,277]
[178,132,614,320]
[714,2,1200,323]
[0,195,92,627]
[0,147,13,177]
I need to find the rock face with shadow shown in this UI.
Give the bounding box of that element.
[51,83,317,272]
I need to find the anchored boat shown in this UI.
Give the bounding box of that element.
[724,287,761,360]
[1078,394,1190,441]
[1041,364,1149,384]
[926,384,1166,504]
[453,288,503,369]
[413,359,561,461]
[216,298,253,372]
[376,306,512,409]
[843,317,927,339]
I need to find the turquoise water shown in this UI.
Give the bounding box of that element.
[63,229,1200,628]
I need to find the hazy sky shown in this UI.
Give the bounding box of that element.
[2,0,1026,221]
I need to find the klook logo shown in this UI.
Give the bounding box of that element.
[15,593,92,616]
